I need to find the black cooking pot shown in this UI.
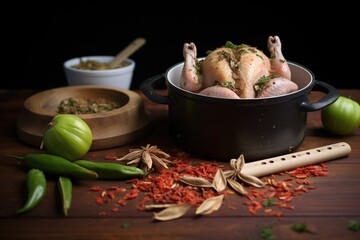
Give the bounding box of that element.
[140,61,339,161]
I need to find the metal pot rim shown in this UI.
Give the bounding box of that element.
[165,59,315,104]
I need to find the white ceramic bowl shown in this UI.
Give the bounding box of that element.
[63,56,135,89]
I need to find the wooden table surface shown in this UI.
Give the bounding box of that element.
[0,88,359,240]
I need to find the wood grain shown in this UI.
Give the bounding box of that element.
[0,89,359,240]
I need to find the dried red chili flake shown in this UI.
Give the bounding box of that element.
[194,162,219,179]
[182,187,218,206]
[106,186,124,191]
[247,207,257,215]
[266,209,283,217]
[296,179,311,185]
[284,178,293,182]
[283,196,293,202]
[111,207,119,212]
[96,196,106,205]
[241,163,329,216]
[171,159,219,179]
[107,191,116,199]
[117,199,127,206]
[124,189,139,200]
[170,194,181,201]
[90,187,102,192]
[294,185,308,193]
[131,158,222,210]
[278,204,295,210]
[91,153,330,219]
[287,164,328,178]
[315,171,328,176]
[244,201,263,215]
[295,174,308,179]
[104,155,118,160]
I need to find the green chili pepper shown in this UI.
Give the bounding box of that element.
[7,154,98,180]
[58,176,72,216]
[16,168,47,214]
[73,160,146,180]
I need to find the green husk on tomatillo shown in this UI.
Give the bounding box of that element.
[40,114,93,161]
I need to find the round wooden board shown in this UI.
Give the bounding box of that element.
[16,85,151,150]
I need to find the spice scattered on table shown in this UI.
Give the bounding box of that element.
[243,164,328,216]
[89,146,330,220]
[90,155,223,218]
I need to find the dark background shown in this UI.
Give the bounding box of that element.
[6,4,359,90]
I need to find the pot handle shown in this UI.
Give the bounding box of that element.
[140,74,169,105]
[299,80,339,112]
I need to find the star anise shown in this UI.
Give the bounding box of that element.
[116,144,172,172]
[223,154,265,194]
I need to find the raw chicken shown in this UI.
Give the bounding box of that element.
[180,36,298,99]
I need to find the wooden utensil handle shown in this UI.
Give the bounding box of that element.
[109,38,146,68]
[242,142,351,177]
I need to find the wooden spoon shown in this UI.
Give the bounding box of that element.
[108,38,146,68]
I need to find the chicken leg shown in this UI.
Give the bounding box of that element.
[267,36,291,80]
[180,43,202,92]
[255,36,298,98]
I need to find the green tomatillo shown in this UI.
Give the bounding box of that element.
[321,96,360,136]
[41,114,92,161]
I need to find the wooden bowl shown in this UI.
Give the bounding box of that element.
[16,85,151,150]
